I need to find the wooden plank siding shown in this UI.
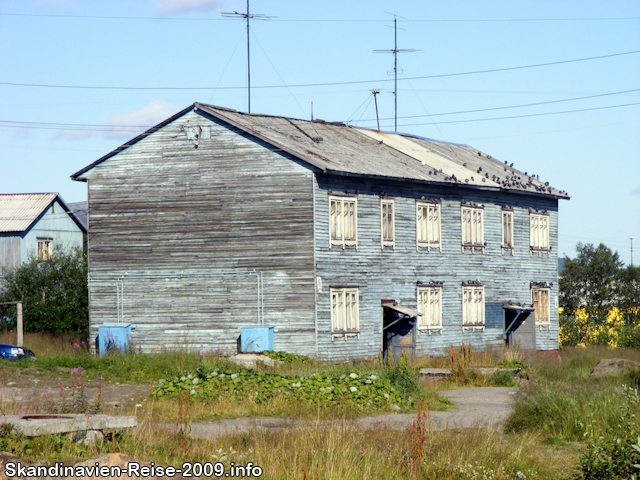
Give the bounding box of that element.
[79,110,317,354]
[313,173,558,360]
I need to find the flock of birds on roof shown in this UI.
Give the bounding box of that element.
[433,151,568,197]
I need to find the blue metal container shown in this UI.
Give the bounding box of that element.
[240,326,274,353]
[98,323,132,355]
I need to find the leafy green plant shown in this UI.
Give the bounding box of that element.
[578,385,640,479]
[263,351,319,366]
[491,370,517,387]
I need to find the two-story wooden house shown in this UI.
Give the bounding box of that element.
[71,103,568,360]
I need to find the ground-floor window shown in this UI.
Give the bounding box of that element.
[417,285,442,330]
[462,284,484,330]
[330,287,359,334]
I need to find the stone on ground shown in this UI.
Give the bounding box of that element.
[589,358,640,378]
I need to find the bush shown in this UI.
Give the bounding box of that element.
[0,245,87,335]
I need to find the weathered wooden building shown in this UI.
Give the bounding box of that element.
[0,193,87,279]
[71,103,569,360]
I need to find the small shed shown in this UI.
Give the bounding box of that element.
[0,193,86,278]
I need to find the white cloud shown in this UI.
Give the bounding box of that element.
[154,0,229,14]
[105,100,180,138]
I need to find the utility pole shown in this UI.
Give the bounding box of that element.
[631,237,634,267]
[371,89,381,131]
[374,14,416,132]
[222,1,273,113]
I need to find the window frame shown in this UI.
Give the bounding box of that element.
[417,285,443,331]
[531,286,551,325]
[461,205,484,252]
[462,285,485,331]
[330,287,360,337]
[329,196,358,249]
[501,209,514,252]
[37,238,53,261]
[529,212,550,254]
[380,198,395,249]
[416,201,441,251]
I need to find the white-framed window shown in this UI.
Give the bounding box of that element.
[37,238,53,261]
[329,196,357,248]
[417,286,442,330]
[461,206,484,251]
[530,213,550,253]
[416,202,441,250]
[502,210,514,251]
[532,286,550,324]
[462,285,485,330]
[330,288,359,334]
[380,199,395,248]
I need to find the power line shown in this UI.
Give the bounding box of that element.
[352,88,640,123]
[384,102,640,128]
[1,13,638,22]
[1,51,637,91]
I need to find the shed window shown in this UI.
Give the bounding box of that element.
[463,286,485,329]
[329,196,357,248]
[417,286,442,329]
[532,287,550,324]
[381,199,395,248]
[461,206,484,251]
[331,288,359,333]
[530,213,550,253]
[502,210,514,250]
[416,202,441,250]
[37,238,53,261]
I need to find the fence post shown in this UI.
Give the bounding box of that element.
[16,302,23,347]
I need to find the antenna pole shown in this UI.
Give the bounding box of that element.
[632,237,635,267]
[373,14,416,133]
[371,89,380,131]
[222,2,274,113]
[247,0,250,112]
[394,17,398,132]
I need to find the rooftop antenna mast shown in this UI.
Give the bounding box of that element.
[222,0,274,113]
[374,13,416,132]
[371,89,381,131]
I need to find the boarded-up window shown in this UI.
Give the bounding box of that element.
[462,206,484,248]
[37,238,52,261]
[329,196,357,248]
[331,288,359,332]
[381,199,395,248]
[417,286,442,329]
[530,213,550,251]
[463,286,484,326]
[532,287,550,324]
[502,210,513,248]
[416,202,441,249]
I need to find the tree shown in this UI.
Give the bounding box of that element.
[560,243,623,318]
[0,245,88,335]
[618,265,640,324]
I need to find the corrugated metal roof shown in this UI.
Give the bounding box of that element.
[72,103,569,199]
[0,193,57,233]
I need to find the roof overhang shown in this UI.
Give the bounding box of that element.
[382,301,422,318]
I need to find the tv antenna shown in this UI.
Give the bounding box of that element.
[222,0,274,113]
[374,13,417,132]
[371,89,381,131]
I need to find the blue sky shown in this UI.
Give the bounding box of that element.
[0,0,638,264]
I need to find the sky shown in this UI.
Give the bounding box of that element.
[0,0,638,265]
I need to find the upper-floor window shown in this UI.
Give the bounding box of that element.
[461,205,484,251]
[329,196,357,248]
[417,285,442,330]
[381,199,395,248]
[37,238,53,260]
[502,209,514,251]
[416,202,441,250]
[462,284,485,330]
[530,212,550,253]
[532,286,550,324]
[330,287,359,334]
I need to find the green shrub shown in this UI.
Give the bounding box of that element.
[578,385,640,479]
[491,370,517,387]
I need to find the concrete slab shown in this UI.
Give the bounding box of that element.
[0,414,137,436]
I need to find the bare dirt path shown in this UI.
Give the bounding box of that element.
[174,387,519,440]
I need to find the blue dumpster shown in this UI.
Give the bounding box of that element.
[240,326,274,353]
[98,323,132,355]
